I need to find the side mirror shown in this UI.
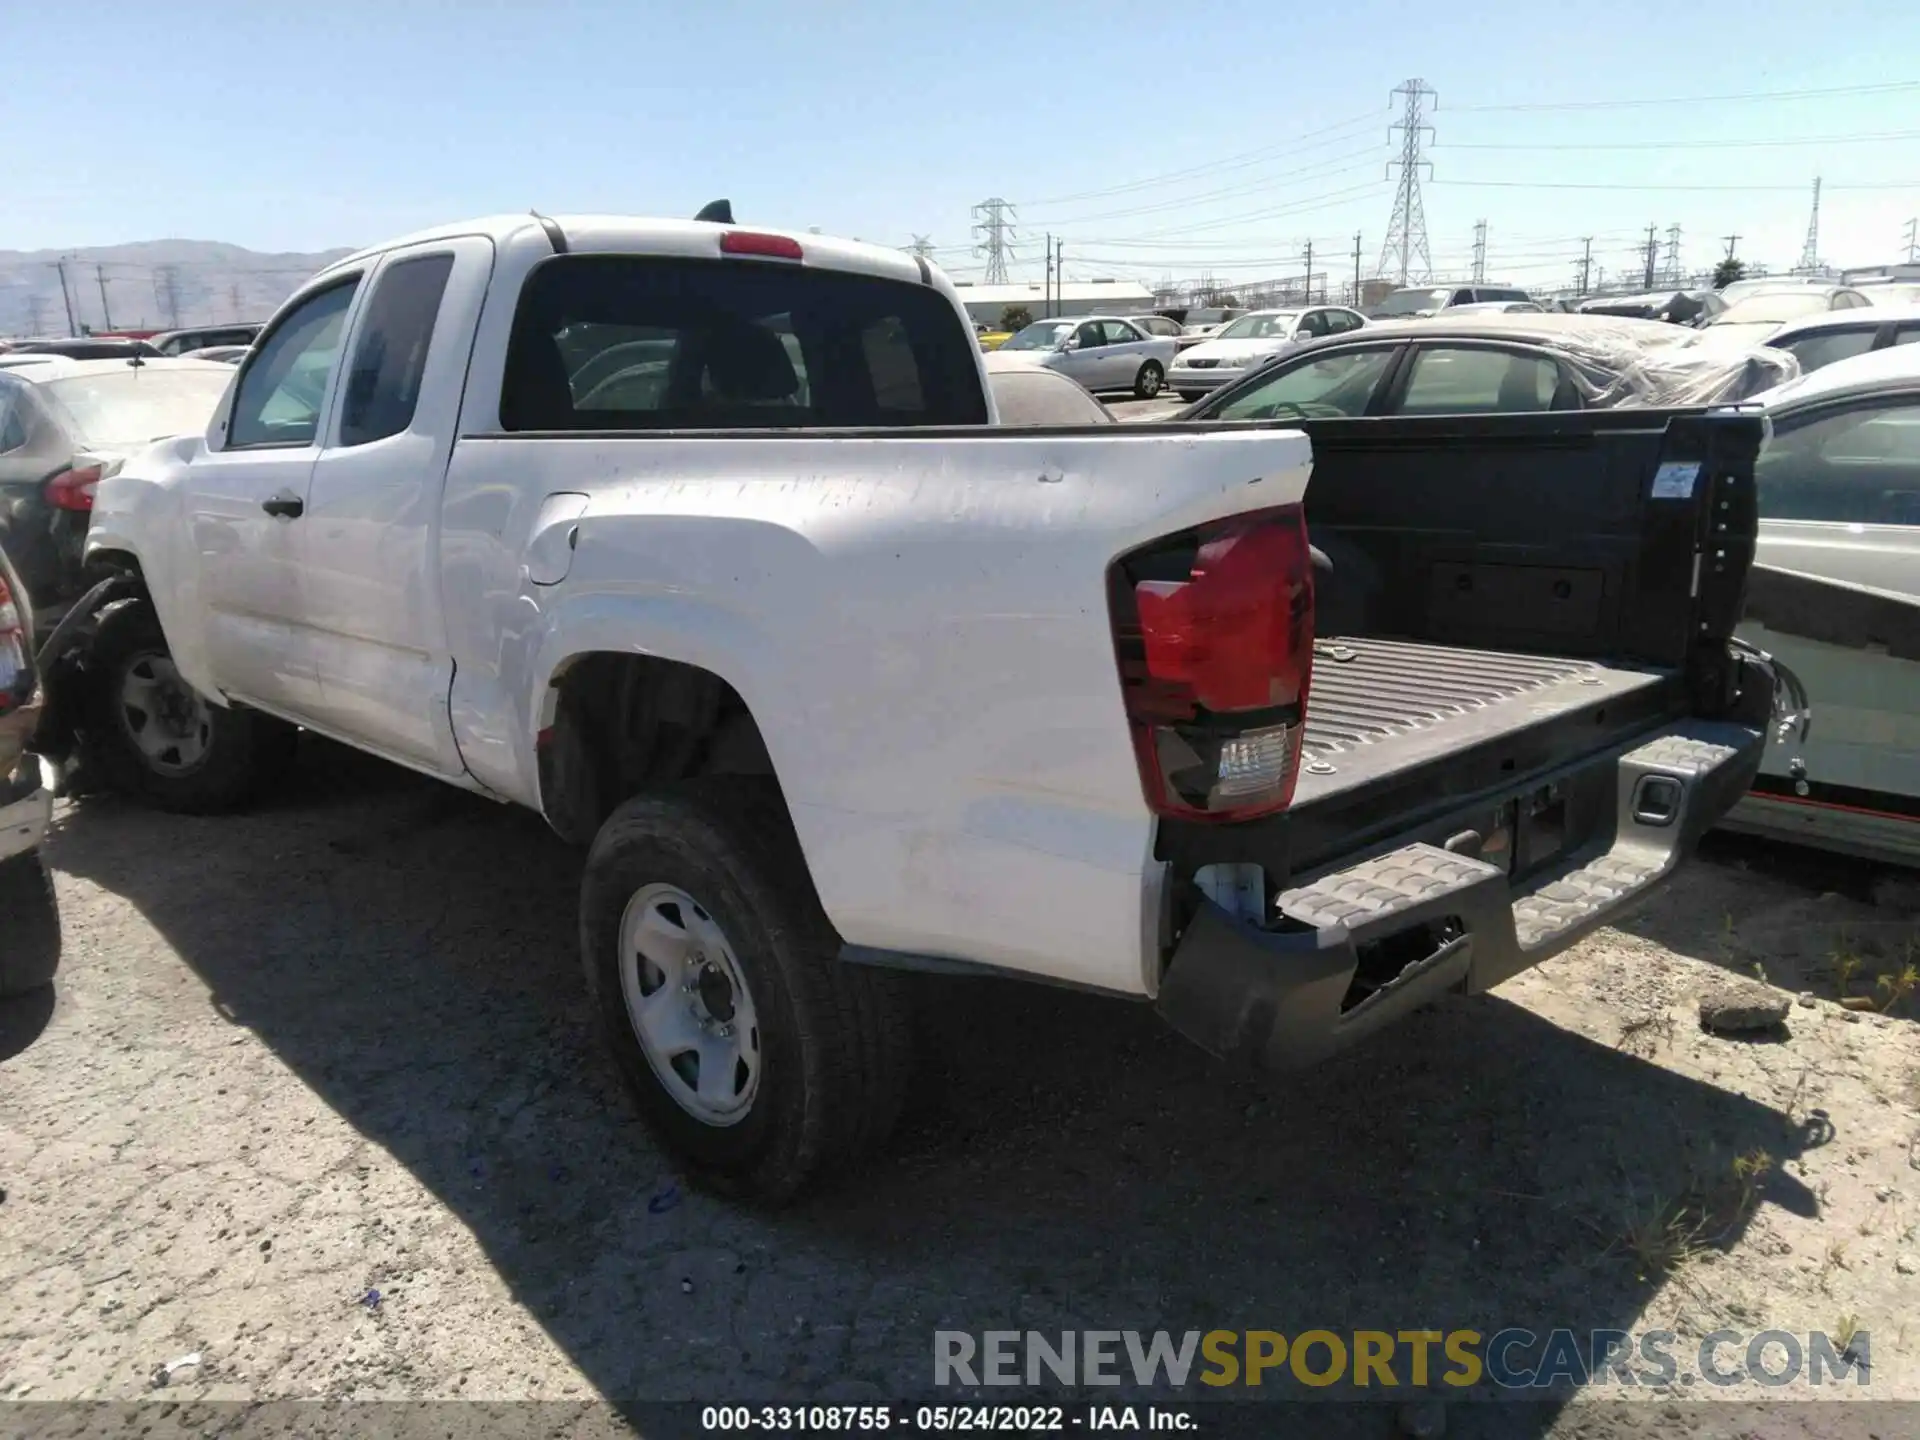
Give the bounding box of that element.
[1060,336,1080,352]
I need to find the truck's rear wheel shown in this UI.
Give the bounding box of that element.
[580,778,912,1203]
[83,600,296,814]
[0,850,61,996]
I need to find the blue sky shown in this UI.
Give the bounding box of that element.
[9,0,1920,290]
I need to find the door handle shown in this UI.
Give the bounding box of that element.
[262,494,304,520]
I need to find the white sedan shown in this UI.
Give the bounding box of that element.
[1721,342,1920,865]
[1166,306,1367,401]
[989,316,1178,399]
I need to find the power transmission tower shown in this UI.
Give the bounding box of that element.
[229,283,244,321]
[1797,177,1822,273]
[1642,224,1659,290]
[1662,225,1682,286]
[1470,220,1487,284]
[1576,238,1593,296]
[25,294,49,336]
[155,265,183,326]
[971,199,1016,284]
[1377,79,1436,286]
[1302,239,1314,301]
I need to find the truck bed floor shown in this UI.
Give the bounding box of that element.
[1293,637,1672,807]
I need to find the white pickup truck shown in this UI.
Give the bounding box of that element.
[36,209,1790,1200]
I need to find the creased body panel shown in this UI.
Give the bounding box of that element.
[441,429,1313,994]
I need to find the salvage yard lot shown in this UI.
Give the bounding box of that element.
[3,740,1918,1431]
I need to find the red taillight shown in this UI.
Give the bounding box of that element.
[719,230,804,261]
[1109,505,1315,823]
[46,465,103,512]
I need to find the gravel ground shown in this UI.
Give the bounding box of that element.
[2,740,1918,1437]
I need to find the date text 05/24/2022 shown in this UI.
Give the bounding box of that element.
[700,1404,1195,1432]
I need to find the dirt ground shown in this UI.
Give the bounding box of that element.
[2,740,1918,1438]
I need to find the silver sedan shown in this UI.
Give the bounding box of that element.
[989,316,1178,399]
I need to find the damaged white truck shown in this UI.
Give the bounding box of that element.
[35,209,1793,1200]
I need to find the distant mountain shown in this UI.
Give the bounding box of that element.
[0,238,355,338]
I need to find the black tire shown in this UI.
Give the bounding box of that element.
[1177,390,1205,404]
[580,777,913,1203]
[82,599,296,814]
[0,850,61,996]
[1133,361,1165,399]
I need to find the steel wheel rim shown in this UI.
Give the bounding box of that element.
[1140,365,1161,396]
[618,882,762,1126]
[117,650,213,775]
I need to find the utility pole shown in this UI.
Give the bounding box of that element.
[1642,224,1659,290]
[1470,220,1487,284]
[229,283,245,322]
[1351,231,1362,307]
[54,258,78,335]
[1302,239,1314,302]
[153,265,184,328]
[1378,79,1436,286]
[1723,234,1741,262]
[25,294,49,336]
[971,198,1016,285]
[94,264,114,330]
[1043,232,1054,317]
[1576,238,1593,296]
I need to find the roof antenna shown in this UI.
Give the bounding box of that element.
[694,199,734,225]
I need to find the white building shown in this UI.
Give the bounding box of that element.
[949,278,1156,325]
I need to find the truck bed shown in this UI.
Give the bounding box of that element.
[1293,637,1671,808]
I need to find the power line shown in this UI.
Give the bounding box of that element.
[1438,127,1920,152]
[1378,78,1436,286]
[1030,150,1381,226]
[1450,79,1920,113]
[1435,178,1920,192]
[1021,110,1381,208]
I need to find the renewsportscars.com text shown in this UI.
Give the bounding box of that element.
[933,1328,1870,1391]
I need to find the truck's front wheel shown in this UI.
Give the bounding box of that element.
[83,600,296,814]
[580,779,912,1204]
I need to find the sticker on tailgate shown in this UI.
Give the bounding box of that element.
[1650,461,1702,499]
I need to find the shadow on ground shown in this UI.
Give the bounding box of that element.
[45,740,1828,1433]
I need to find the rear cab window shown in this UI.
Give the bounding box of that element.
[499,256,988,430]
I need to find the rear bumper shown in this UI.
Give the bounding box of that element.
[1155,716,1768,1070]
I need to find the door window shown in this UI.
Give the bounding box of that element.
[227,279,359,448]
[1210,346,1397,420]
[1099,320,1141,346]
[1757,401,1920,525]
[1074,323,1105,350]
[1324,309,1363,334]
[338,254,455,447]
[1395,346,1562,416]
[1776,327,1880,374]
